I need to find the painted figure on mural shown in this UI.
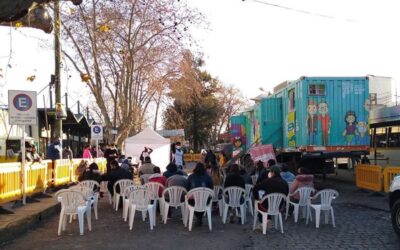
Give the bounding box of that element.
[356,118,368,144]
[342,111,358,145]
[306,100,318,145]
[317,101,331,146]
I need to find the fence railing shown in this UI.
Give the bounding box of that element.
[355,164,383,192]
[0,158,107,206]
[383,167,400,193]
[355,164,400,193]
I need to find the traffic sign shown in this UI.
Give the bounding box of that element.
[91,124,103,140]
[8,90,37,125]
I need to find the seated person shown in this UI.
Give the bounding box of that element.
[187,162,213,226]
[289,167,314,201]
[224,164,245,189]
[102,160,133,196]
[253,166,289,214]
[148,166,167,197]
[165,163,189,189]
[80,162,102,192]
[163,162,186,179]
[240,167,253,185]
[280,163,295,183]
[139,156,157,176]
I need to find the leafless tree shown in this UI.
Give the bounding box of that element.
[60,0,202,146]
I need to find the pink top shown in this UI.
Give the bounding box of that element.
[83,149,92,159]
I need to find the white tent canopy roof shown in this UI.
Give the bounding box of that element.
[125,127,170,145]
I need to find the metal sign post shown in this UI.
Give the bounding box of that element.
[91,125,103,158]
[8,90,37,205]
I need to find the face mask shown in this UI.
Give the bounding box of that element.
[268,172,273,178]
[176,146,181,149]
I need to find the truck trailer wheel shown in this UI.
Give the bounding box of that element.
[391,199,400,237]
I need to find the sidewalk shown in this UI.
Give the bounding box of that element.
[0,194,59,244]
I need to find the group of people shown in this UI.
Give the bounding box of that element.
[73,141,315,228]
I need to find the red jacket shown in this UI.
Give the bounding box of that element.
[149,174,167,197]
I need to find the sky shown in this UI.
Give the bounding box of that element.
[0,0,399,109]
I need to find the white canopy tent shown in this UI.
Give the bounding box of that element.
[124,127,171,172]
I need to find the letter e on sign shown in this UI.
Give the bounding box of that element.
[91,125,103,140]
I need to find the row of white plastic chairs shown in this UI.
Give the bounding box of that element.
[55,179,339,236]
[111,180,254,232]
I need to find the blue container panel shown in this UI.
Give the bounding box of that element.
[292,77,370,147]
[260,98,283,148]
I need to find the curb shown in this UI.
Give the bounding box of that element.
[0,202,60,245]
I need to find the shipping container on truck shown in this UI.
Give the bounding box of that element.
[273,76,373,174]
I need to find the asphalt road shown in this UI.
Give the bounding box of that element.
[2,178,400,250]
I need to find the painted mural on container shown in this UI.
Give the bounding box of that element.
[306,99,318,145]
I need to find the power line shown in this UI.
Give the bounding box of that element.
[247,0,357,23]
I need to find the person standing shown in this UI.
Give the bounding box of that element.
[47,136,62,160]
[62,146,73,160]
[104,143,119,172]
[140,147,153,164]
[173,142,185,170]
[82,144,93,159]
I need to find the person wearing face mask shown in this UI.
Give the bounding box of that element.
[173,142,185,170]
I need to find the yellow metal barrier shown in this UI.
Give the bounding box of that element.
[25,161,49,195]
[70,158,84,182]
[0,162,22,204]
[383,167,400,193]
[355,164,383,192]
[192,154,202,162]
[54,159,71,186]
[183,154,192,162]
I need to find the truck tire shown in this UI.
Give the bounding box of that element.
[391,199,400,237]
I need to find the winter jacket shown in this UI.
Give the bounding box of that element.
[289,174,314,200]
[224,174,245,189]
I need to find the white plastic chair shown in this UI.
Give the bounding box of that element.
[78,181,100,220]
[222,186,246,224]
[161,186,187,224]
[307,189,339,228]
[70,185,97,222]
[122,185,141,221]
[245,184,254,216]
[285,187,315,223]
[184,187,214,231]
[140,174,152,184]
[212,185,223,217]
[253,193,286,234]
[56,190,92,236]
[128,187,156,230]
[114,179,135,211]
[100,181,112,205]
[144,182,165,220]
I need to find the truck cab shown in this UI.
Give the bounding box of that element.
[389,175,400,237]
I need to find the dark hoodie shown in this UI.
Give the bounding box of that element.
[289,174,314,200]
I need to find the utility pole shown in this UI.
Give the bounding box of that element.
[54,0,62,139]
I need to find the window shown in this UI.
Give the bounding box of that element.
[308,84,325,96]
[391,126,400,133]
[288,89,295,111]
[376,128,386,134]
